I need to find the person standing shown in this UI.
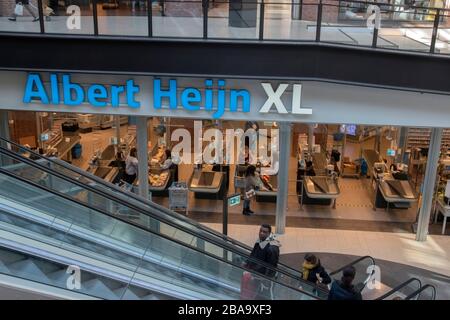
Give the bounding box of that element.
[242,224,281,299]
[9,0,40,22]
[124,147,138,184]
[243,165,259,216]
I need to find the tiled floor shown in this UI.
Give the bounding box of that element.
[1,12,448,53]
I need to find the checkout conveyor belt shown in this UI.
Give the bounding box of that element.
[255,175,278,198]
[379,179,417,202]
[189,170,224,193]
[91,166,119,183]
[304,176,340,199]
[362,149,382,173]
[312,152,328,174]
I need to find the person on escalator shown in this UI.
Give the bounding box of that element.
[245,224,280,276]
[302,253,331,288]
[124,147,138,184]
[328,266,363,300]
[241,224,280,299]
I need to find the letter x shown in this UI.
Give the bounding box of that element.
[260,83,289,114]
[251,306,261,314]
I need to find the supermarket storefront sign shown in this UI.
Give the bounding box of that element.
[22,73,312,118]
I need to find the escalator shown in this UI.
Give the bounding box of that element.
[0,167,322,300]
[377,279,437,300]
[0,141,325,300]
[375,278,422,300]
[0,137,332,299]
[0,137,417,300]
[404,284,437,300]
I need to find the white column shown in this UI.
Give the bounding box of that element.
[416,128,443,241]
[276,122,291,234]
[0,111,9,140]
[308,124,314,153]
[115,116,121,145]
[136,116,149,200]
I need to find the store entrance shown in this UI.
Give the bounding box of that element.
[5,110,446,234]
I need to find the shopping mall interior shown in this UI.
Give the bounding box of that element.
[7,111,450,236]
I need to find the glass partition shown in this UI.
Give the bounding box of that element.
[208,0,259,39]
[0,0,41,33]
[153,0,203,37]
[42,0,95,35]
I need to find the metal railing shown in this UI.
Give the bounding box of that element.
[1,0,450,55]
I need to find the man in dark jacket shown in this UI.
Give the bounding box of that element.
[328,266,363,300]
[246,224,280,277]
[243,224,280,299]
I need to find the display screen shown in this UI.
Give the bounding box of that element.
[40,133,49,142]
[387,149,396,156]
[345,124,357,136]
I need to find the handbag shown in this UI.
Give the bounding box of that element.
[15,3,24,16]
[245,188,256,200]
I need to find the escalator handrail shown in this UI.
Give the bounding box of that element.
[0,166,321,300]
[0,139,280,259]
[404,284,437,300]
[329,255,376,276]
[375,277,422,300]
[0,137,306,282]
[328,255,376,293]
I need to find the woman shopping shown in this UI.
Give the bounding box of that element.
[124,148,139,185]
[243,165,260,216]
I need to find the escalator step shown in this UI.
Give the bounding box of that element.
[115,288,141,300]
[0,260,10,273]
[7,259,50,282]
[141,294,159,300]
[33,259,65,275]
[0,249,27,265]
[82,279,117,300]
[46,269,70,288]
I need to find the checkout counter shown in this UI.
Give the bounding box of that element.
[87,134,137,184]
[189,164,229,199]
[87,144,120,183]
[372,163,418,211]
[298,175,340,208]
[147,145,178,197]
[255,173,278,203]
[362,149,382,178]
[297,152,341,208]
[44,135,81,163]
